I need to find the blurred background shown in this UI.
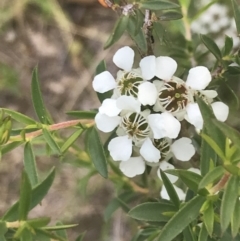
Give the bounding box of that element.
[0,0,239,240]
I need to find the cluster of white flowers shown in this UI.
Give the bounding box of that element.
[92,46,229,187]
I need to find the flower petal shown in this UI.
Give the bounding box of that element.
[138,82,158,106]
[140,138,161,163]
[161,185,186,201]
[95,113,121,132]
[108,135,132,161]
[148,114,166,139]
[99,99,121,117]
[158,161,178,183]
[185,103,203,129]
[201,90,218,99]
[186,66,212,90]
[139,56,156,80]
[155,56,177,81]
[119,156,145,177]
[161,112,181,138]
[113,46,134,71]
[92,71,116,93]
[171,137,195,161]
[188,167,201,175]
[211,101,229,122]
[116,95,141,112]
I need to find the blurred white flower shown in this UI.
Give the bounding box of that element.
[161,185,186,201]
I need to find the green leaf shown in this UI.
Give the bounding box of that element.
[0,221,7,236]
[24,142,38,187]
[198,166,224,190]
[178,0,191,9]
[220,175,239,232]
[223,35,233,56]
[3,168,55,221]
[203,202,214,236]
[87,127,108,178]
[66,111,97,119]
[31,67,50,124]
[198,223,208,241]
[159,11,183,21]
[75,232,86,241]
[20,228,32,241]
[18,171,32,220]
[104,15,129,49]
[231,0,240,35]
[231,199,240,238]
[157,196,205,241]
[212,120,240,154]
[34,229,66,241]
[42,128,61,155]
[128,202,177,222]
[200,34,222,61]
[27,217,51,228]
[55,222,68,239]
[127,16,147,53]
[2,109,37,125]
[139,1,180,10]
[61,128,84,153]
[183,226,197,241]
[0,141,23,155]
[227,66,240,75]
[160,170,180,208]
[42,224,78,231]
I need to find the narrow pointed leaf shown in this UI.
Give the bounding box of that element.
[42,224,78,231]
[157,196,205,241]
[87,127,108,178]
[104,15,129,49]
[66,111,97,119]
[220,175,239,232]
[203,203,214,236]
[159,11,183,21]
[139,1,180,10]
[198,166,224,190]
[42,128,61,155]
[24,142,38,187]
[231,199,240,238]
[0,141,23,155]
[223,35,233,56]
[231,0,240,35]
[183,226,196,241]
[27,217,51,228]
[75,232,86,241]
[31,68,50,124]
[18,171,32,220]
[128,202,177,222]
[160,170,180,208]
[198,223,208,241]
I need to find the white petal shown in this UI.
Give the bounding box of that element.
[92,71,116,93]
[95,113,121,132]
[161,112,181,139]
[161,185,186,201]
[108,135,132,161]
[201,90,218,99]
[138,82,158,106]
[188,167,201,175]
[148,114,166,139]
[186,66,212,90]
[99,99,121,117]
[140,138,161,163]
[139,56,156,80]
[171,137,195,161]
[116,95,141,112]
[113,46,134,71]
[158,161,178,183]
[185,103,203,130]
[211,101,229,122]
[155,56,177,81]
[119,156,145,177]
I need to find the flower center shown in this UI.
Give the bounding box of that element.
[153,138,171,161]
[158,81,189,113]
[121,113,150,143]
[117,71,143,97]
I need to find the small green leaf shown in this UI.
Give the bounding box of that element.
[2,109,37,125]
[160,170,180,208]
[203,202,214,236]
[27,217,51,228]
[42,223,78,231]
[231,0,240,35]
[183,226,196,241]
[198,166,224,190]
[75,232,86,241]
[61,128,84,153]
[42,128,61,155]
[55,222,68,239]
[0,141,23,155]
[3,168,55,221]
[18,171,32,220]
[223,35,233,56]
[104,15,129,49]
[66,111,97,119]
[227,66,240,75]
[198,223,208,241]
[157,196,206,241]
[178,0,191,9]
[87,127,108,178]
[139,1,180,10]
[24,142,38,187]
[0,221,7,236]
[200,34,222,60]
[31,67,50,124]
[221,175,239,232]
[231,199,240,238]
[128,202,177,222]
[159,11,183,21]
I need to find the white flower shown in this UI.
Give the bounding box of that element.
[139,56,177,81]
[161,185,186,201]
[93,71,116,93]
[158,161,178,183]
[138,82,158,106]
[140,138,161,163]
